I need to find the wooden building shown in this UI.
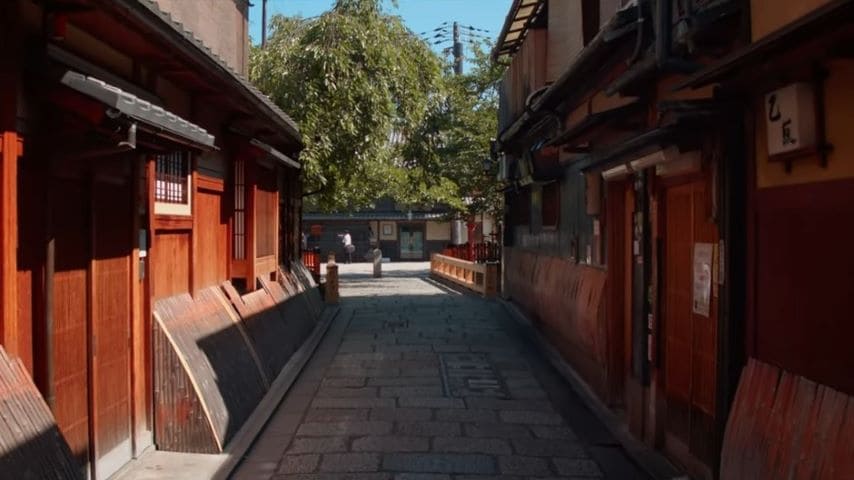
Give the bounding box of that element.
[676,1,854,478]
[303,198,499,262]
[0,1,317,478]
[496,0,853,478]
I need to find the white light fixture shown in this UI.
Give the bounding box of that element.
[601,164,632,181]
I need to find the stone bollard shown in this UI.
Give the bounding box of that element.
[484,263,499,297]
[373,248,382,278]
[325,256,339,304]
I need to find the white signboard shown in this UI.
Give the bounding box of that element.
[765,82,816,156]
[693,243,713,317]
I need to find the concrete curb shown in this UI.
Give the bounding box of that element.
[499,299,684,480]
[214,304,341,479]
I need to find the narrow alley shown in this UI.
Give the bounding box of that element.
[233,263,649,480]
[2,1,853,479]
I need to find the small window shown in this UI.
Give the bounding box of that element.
[510,187,531,226]
[542,181,560,227]
[155,152,190,205]
[233,158,246,260]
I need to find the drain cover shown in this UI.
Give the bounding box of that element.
[439,353,509,398]
[383,320,408,329]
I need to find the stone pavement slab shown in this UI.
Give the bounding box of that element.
[233,262,649,480]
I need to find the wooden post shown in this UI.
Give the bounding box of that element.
[466,219,477,261]
[246,158,257,290]
[484,263,499,297]
[373,248,382,278]
[0,132,20,357]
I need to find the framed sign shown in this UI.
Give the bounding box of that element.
[765,82,817,157]
[382,224,392,236]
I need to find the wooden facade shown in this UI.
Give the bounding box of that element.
[677,1,854,477]
[497,0,854,478]
[0,0,313,478]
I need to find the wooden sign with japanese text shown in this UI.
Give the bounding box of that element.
[765,82,817,157]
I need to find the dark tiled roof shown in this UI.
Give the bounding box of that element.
[250,138,301,169]
[61,71,217,149]
[127,0,302,144]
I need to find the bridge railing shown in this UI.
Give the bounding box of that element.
[430,253,498,297]
[301,250,321,282]
[441,242,501,263]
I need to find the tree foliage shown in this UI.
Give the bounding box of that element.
[250,0,504,216]
[396,44,506,219]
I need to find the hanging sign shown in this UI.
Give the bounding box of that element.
[693,243,713,317]
[765,82,817,157]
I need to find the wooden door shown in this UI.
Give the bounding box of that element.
[662,179,719,466]
[90,180,133,479]
[195,187,228,290]
[50,177,91,471]
[604,180,629,406]
[399,225,424,260]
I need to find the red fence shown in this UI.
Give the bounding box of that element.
[441,242,501,263]
[301,250,321,281]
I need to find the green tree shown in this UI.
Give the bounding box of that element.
[250,0,442,211]
[250,0,505,219]
[397,43,506,219]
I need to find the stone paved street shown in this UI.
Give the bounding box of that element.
[232,263,649,480]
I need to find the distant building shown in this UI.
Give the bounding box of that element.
[303,198,498,262]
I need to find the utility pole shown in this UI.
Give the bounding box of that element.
[452,21,463,75]
[421,21,490,74]
[261,0,268,47]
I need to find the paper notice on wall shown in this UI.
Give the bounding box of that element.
[693,243,713,317]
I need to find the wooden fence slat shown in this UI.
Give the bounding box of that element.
[778,376,817,480]
[815,387,848,480]
[794,381,825,480]
[720,358,853,480]
[4,357,59,479]
[720,358,754,476]
[0,351,60,480]
[0,347,81,479]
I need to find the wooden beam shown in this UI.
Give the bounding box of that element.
[247,158,257,289]
[130,155,152,454]
[0,133,21,358]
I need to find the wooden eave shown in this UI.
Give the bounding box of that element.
[492,0,547,60]
[546,102,645,150]
[567,105,718,174]
[497,9,639,146]
[675,0,854,91]
[52,0,303,154]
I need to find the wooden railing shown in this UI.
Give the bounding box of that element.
[301,250,321,282]
[441,242,501,263]
[430,253,499,297]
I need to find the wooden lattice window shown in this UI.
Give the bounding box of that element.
[155,152,190,204]
[233,158,246,260]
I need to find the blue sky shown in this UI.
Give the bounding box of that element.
[249,0,513,67]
